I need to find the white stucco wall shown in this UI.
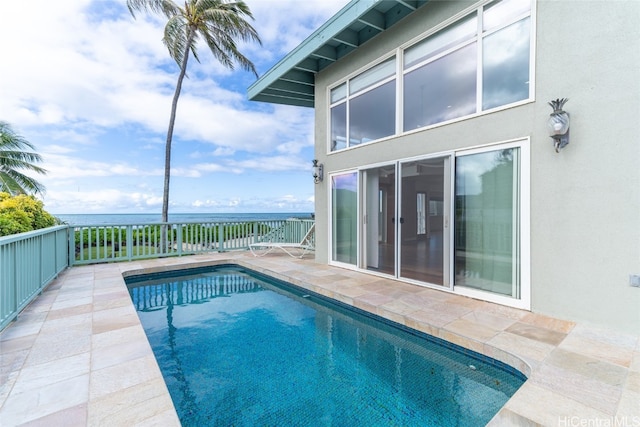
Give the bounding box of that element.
[529,0,640,334]
[312,0,640,333]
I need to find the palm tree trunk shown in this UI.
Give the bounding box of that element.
[161,27,195,251]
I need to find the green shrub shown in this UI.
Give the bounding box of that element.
[0,192,57,237]
[0,213,31,235]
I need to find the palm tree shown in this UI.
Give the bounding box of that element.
[0,121,47,195]
[127,0,261,228]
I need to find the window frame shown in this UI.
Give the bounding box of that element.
[326,0,535,154]
[327,137,531,310]
[328,54,397,152]
[329,171,360,267]
[452,138,530,310]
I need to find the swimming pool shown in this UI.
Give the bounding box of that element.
[126,264,525,426]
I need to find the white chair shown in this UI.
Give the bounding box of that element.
[250,224,315,258]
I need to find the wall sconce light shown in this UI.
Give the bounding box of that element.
[547,98,570,153]
[312,159,323,184]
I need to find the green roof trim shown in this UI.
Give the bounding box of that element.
[248,0,430,107]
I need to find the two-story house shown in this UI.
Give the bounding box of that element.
[249,0,640,334]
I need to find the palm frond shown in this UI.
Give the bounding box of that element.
[0,151,46,172]
[0,122,47,195]
[0,171,22,194]
[0,122,37,151]
[197,1,261,76]
[127,0,179,19]
[0,166,46,195]
[163,15,189,66]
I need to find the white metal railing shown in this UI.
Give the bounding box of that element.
[0,218,314,332]
[71,218,314,265]
[0,226,68,331]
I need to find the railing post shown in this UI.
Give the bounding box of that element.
[68,226,74,266]
[39,234,43,294]
[12,242,17,326]
[80,227,85,263]
[61,227,69,270]
[252,221,257,244]
[218,224,224,252]
[126,226,133,261]
[177,224,183,256]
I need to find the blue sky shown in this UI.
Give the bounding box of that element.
[0,0,345,214]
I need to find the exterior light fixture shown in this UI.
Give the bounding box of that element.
[547,98,570,153]
[312,159,323,184]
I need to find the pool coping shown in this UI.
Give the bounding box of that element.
[1,253,639,425]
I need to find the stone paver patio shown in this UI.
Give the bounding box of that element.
[1,252,638,426]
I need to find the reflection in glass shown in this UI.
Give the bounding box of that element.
[404,43,477,131]
[332,173,358,265]
[404,14,477,69]
[331,102,347,151]
[350,80,395,145]
[350,57,395,94]
[455,148,520,297]
[417,193,426,235]
[400,158,447,285]
[483,18,531,110]
[483,0,531,32]
[331,83,347,103]
[329,0,532,152]
[363,166,396,275]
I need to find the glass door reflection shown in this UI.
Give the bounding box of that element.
[399,157,450,286]
[363,165,396,276]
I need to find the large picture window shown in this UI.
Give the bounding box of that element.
[330,58,396,151]
[482,17,531,110]
[403,0,531,133]
[404,43,477,130]
[329,0,532,151]
[349,80,395,146]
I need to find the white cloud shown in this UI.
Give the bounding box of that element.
[212,147,236,156]
[248,0,346,59]
[227,154,308,172]
[43,188,162,213]
[0,0,343,213]
[41,153,163,180]
[44,145,76,155]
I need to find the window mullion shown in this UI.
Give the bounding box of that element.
[346,81,350,149]
[476,10,483,115]
[396,47,403,135]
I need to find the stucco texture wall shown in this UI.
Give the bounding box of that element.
[312,0,640,333]
[530,0,640,334]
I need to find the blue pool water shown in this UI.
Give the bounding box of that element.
[126,265,525,426]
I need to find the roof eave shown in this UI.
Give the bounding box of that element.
[248,0,382,106]
[248,0,429,107]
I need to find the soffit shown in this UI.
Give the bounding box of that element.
[247,0,430,108]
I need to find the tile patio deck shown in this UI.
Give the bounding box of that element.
[1,252,638,426]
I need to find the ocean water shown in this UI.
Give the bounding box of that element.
[56,212,312,226]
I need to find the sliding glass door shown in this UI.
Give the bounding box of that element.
[331,172,358,265]
[329,143,524,304]
[454,147,520,298]
[399,157,451,286]
[362,165,396,275]
[359,157,451,286]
